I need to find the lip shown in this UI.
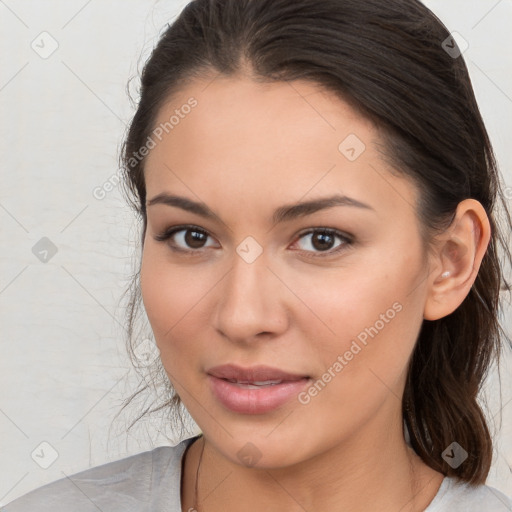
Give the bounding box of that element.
[207,364,308,382]
[207,364,310,414]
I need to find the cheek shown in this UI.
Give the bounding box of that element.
[288,254,423,379]
[139,245,211,351]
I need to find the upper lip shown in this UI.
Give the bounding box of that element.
[207,364,308,383]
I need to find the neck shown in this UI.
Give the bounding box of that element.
[181,415,444,512]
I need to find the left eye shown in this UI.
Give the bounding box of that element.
[293,229,350,254]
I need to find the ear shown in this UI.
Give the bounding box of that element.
[423,199,491,321]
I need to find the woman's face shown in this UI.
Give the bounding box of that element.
[140,76,433,468]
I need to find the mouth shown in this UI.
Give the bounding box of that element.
[207,364,309,382]
[206,364,311,414]
[221,379,288,389]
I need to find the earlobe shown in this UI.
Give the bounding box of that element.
[423,199,491,321]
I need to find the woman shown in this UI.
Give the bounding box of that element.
[4,0,512,510]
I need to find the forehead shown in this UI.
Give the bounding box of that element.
[143,76,418,222]
[147,75,372,168]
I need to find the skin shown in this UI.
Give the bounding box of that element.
[139,74,491,512]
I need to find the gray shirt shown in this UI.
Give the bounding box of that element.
[3,436,511,511]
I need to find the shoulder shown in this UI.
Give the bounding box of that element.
[426,476,512,511]
[1,436,199,512]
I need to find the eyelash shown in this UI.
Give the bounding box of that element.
[153,224,354,259]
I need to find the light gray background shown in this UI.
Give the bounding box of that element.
[0,0,511,505]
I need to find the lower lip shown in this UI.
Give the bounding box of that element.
[208,375,310,414]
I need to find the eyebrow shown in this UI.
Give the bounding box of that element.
[146,193,375,225]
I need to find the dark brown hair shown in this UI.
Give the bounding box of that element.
[117,0,512,484]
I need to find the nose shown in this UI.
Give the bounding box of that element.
[213,252,289,344]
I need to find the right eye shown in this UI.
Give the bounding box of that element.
[153,225,219,253]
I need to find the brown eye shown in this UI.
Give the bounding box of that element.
[154,225,218,252]
[184,229,208,248]
[294,228,352,256]
[311,231,336,251]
